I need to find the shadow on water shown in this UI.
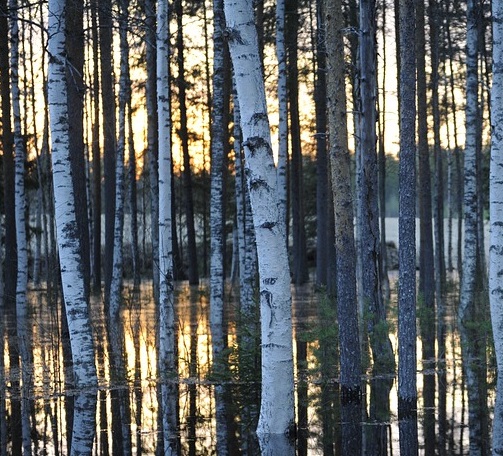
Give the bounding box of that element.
[0,280,494,454]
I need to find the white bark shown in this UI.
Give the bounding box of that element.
[47,0,97,392]
[10,1,32,453]
[224,0,295,436]
[210,0,228,452]
[109,1,132,452]
[157,0,178,453]
[490,0,503,452]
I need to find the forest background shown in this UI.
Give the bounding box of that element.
[0,0,500,454]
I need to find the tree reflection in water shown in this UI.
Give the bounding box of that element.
[0,282,492,454]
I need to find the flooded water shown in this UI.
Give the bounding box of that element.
[0,278,494,455]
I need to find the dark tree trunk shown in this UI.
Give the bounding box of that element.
[91,0,101,293]
[0,1,21,453]
[417,0,436,453]
[66,0,90,297]
[359,0,394,374]
[98,0,117,304]
[286,0,308,285]
[315,0,330,288]
[144,0,161,293]
[176,0,199,285]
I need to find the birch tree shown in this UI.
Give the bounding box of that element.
[224,0,295,436]
[210,0,229,452]
[157,0,178,452]
[490,0,503,452]
[459,0,490,453]
[10,1,32,452]
[47,1,98,453]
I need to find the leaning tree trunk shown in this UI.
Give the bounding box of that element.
[224,0,295,437]
[490,2,503,453]
[47,2,98,453]
[10,2,32,452]
[157,0,178,453]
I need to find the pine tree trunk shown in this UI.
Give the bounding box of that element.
[324,0,361,400]
[176,0,199,285]
[225,0,295,436]
[98,0,117,304]
[144,0,160,300]
[91,0,101,293]
[314,0,329,288]
[286,0,308,285]
[397,0,418,448]
[276,0,288,229]
[66,0,90,297]
[157,0,178,452]
[359,0,394,374]
[0,1,21,451]
[416,0,435,452]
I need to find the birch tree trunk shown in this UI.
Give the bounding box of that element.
[10,2,32,452]
[459,1,489,454]
[490,0,503,453]
[210,1,228,452]
[210,0,228,455]
[47,3,98,454]
[224,0,295,436]
[157,0,178,452]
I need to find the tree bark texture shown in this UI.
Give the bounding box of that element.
[224,0,295,435]
[397,0,418,442]
[358,0,394,374]
[325,0,361,398]
[47,0,98,395]
[157,0,178,453]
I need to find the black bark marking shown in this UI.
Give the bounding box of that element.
[243,136,269,155]
[223,27,245,44]
[249,177,270,191]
